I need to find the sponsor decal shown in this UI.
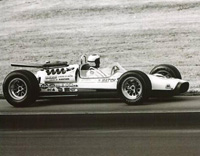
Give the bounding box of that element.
[165,84,172,90]
[46,75,74,81]
[40,83,78,92]
[47,88,56,92]
[57,87,63,92]
[55,83,78,88]
[59,75,73,78]
[66,75,73,77]
[46,76,57,80]
[58,78,70,81]
[57,86,78,92]
[40,84,55,89]
[41,84,48,89]
[98,78,116,83]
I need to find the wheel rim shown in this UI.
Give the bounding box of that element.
[8,78,28,100]
[121,77,143,100]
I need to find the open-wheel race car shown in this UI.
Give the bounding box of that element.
[3,54,189,107]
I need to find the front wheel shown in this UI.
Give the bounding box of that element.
[3,70,39,107]
[150,64,182,79]
[117,71,151,105]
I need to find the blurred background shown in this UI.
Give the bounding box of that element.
[0,0,200,93]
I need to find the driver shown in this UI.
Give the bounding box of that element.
[86,54,107,77]
[87,54,100,69]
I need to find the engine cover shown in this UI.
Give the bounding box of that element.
[36,64,79,84]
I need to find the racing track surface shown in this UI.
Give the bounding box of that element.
[0,95,200,129]
[1,96,200,155]
[1,96,200,114]
[2,129,200,156]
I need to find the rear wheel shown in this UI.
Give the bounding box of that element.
[3,70,39,107]
[150,64,182,79]
[117,71,151,105]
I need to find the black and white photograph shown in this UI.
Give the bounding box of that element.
[0,0,200,155]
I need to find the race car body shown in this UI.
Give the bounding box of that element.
[3,55,189,107]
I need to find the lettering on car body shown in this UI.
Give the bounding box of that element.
[46,76,57,80]
[58,78,70,81]
[40,84,55,89]
[98,78,116,83]
[55,83,78,88]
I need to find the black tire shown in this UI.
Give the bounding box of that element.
[133,70,152,100]
[150,64,182,79]
[3,70,39,107]
[117,71,151,105]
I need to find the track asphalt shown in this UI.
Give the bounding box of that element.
[0,96,200,129]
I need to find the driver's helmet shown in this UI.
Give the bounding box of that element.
[87,54,100,68]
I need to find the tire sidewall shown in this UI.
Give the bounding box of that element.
[150,64,182,79]
[3,71,38,107]
[117,72,149,105]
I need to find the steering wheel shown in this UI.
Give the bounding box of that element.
[111,66,119,75]
[89,67,95,70]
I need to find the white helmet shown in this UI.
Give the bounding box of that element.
[87,54,100,68]
[87,54,100,62]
